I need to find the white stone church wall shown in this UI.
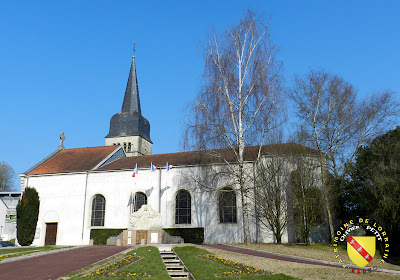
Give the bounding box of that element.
[82,169,163,244]
[27,173,87,246]
[162,165,245,244]
[23,155,315,246]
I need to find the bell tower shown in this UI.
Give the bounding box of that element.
[105,55,152,156]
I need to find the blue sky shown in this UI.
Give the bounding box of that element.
[1,1,399,189]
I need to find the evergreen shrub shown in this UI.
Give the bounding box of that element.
[163,227,204,244]
[16,187,40,246]
[90,228,125,245]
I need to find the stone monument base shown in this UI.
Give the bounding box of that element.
[122,229,164,246]
[122,205,184,246]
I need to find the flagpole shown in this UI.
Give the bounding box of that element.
[165,164,168,218]
[129,191,133,214]
[133,163,137,213]
[158,167,161,213]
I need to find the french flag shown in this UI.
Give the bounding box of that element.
[132,163,138,177]
[151,162,158,172]
[167,162,176,171]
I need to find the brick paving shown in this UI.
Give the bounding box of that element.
[0,246,129,280]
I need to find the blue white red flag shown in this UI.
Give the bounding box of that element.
[132,163,138,177]
[167,162,176,171]
[151,162,158,172]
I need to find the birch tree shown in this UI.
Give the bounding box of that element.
[184,11,285,243]
[290,70,399,241]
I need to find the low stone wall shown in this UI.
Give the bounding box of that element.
[119,229,184,246]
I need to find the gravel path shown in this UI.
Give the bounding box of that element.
[204,244,342,268]
[202,244,400,280]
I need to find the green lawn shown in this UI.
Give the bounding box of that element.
[174,246,300,280]
[118,247,170,278]
[68,245,299,280]
[69,246,170,279]
[0,246,58,254]
[0,246,71,260]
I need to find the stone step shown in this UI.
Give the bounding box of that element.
[169,271,190,278]
[162,255,178,260]
[166,265,185,271]
[160,249,193,280]
[161,252,176,256]
[163,260,181,265]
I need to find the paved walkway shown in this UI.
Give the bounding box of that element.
[0,246,129,280]
[203,244,400,274]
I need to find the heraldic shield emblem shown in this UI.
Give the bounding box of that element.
[347,236,376,267]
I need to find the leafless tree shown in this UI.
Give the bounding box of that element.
[254,154,288,243]
[290,155,325,245]
[291,70,398,178]
[184,11,285,243]
[0,161,15,191]
[290,70,399,241]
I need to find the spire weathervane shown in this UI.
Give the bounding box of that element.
[132,43,136,56]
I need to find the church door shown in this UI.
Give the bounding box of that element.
[45,223,58,245]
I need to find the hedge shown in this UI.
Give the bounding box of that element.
[90,229,125,245]
[163,227,204,244]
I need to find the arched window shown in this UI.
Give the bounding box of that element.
[175,190,191,224]
[219,188,237,223]
[91,194,105,226]
[133,192,147,212]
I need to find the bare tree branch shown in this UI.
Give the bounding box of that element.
[0,161,15,191]
[184,11,285,243]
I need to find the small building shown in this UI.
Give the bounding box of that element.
[0,192,21,241]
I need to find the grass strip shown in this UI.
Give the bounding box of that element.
[199,253,265,276]
[82,254,144,278]
[70,246,170,279]
[0,246,71,261]
[0,246,63,254]
[118,247,170,278]
[174,246,299,279]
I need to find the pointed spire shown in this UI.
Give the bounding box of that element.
[121,56,141,113]
[105,52,152,147]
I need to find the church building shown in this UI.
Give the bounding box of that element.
[19,56,325,246]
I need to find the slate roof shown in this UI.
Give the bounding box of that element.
[105,56,152,142]
[98,142,319,171]
[27,146,120,175]
[121,56,141,114]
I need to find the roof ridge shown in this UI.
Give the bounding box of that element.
[22,149,63,175]
[58,145,118,151]
[147,142,317,157]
